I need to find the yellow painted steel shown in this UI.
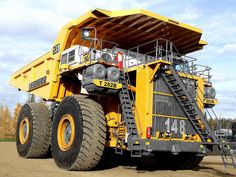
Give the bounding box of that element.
[149,63,161,82]
[10,8,206,101]
[57,114,75,151]
[19,117,30,144]
[153,91,173,97]
[106,116,123,147]
[153,114,188,120]
[196,77,205,111]
[9,8,212,148]
[204,98,219,105]
[94,8,202,33]
[135,60,169,138]
[135,65,153,138]
[93,79,122,89]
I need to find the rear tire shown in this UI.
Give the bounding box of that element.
[51,95,106,170]
[178,153,203,169]
[155,152,203,169]
[16,103,51,158]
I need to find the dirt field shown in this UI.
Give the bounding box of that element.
[0,142,236,177]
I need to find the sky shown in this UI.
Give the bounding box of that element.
[0,0,235,118]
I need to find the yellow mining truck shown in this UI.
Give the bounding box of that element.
[10,9,219,170]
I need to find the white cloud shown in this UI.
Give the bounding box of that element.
[174,6,201,22]
[0,0,154,111]
[0,0,235,118]
[218,43,236,55]
[201,11,236,45]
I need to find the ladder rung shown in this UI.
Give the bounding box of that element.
[161,66,216,144]
[165,74,173,77]
[188,113,197,116]
[186,109,195,112]
[178,96,187,99]
[167,79,176,82]
[192,119,200,122]
[181,103,191,107]
[171,83,179,87]
[119,71,138,137]
[174,89,183,92]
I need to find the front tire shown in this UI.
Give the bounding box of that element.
[16,103,51,158]
[51,95,106,170]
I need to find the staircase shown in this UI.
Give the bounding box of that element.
[118,71,138,138]
[161,59,235,169]
[219,140,236,168]
[161,64,217,143]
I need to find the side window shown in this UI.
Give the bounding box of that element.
[61,54,67,64]
[68,50,75,63]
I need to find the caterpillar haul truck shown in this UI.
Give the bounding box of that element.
[10,9,219,170]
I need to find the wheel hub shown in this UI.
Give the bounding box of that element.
[64,122,72,144]
[19,117,30,144]
[57,114,75,151]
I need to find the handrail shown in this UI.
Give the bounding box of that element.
[171,41,219,137]
[122,37,219,141]
[124,38,212,82]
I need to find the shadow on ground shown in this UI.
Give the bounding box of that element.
[33,148,235,177]
[94,151,235,177]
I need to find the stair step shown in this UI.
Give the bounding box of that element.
[218,141,236,168]
[188,113,198,116]
[171,83,179,87]
[174,89,183,92]
[161,65,217,144]
[119,71,138,138]
[165,74,173,77]
[186,109,195,112]
[167,79,176,82]
[161,66,170,71]
[192,119,201,122]
[177,95,187,98]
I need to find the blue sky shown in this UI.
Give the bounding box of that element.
[0,0,235,118]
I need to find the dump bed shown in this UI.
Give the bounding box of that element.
[10,8,207,101]
[10,52,60,99]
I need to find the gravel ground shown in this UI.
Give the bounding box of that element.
[0,142,236,177]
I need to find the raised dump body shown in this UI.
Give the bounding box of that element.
[11,9,221,171]
[10,9,208,101]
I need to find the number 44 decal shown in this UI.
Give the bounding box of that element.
[164,118,186,134]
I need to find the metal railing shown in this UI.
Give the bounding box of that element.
[124,38,174,68]
[79,39,119,62]
[123,38,212,82]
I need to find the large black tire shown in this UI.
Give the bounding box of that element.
[16,103,51,158]
[178,153,203,169]
[155,152,203,169]
[51,95,106,170]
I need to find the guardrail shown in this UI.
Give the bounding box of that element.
[123,38,212,82]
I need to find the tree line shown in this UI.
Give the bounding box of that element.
[0,103,22,139]
[0,94,235,139]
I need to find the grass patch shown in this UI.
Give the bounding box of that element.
[0,138,15,142]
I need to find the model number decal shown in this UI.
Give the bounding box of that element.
[53,44,60,55]
[204,99,214,104]
[98,80,117,89]
[93,79,122,89]
[29,76,47,91]
[164,118,186,134]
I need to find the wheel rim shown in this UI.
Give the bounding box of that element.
[57,114,75,151]
[19,117,30,144]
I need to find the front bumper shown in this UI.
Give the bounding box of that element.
[128,138,205,154]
